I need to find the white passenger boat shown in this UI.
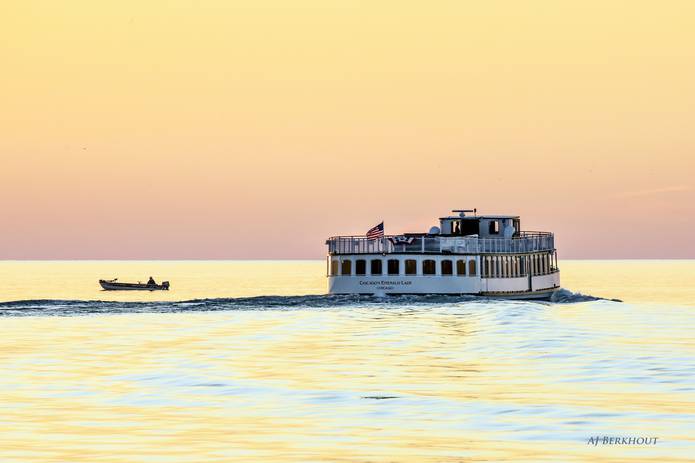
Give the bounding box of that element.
[326,209,560,299]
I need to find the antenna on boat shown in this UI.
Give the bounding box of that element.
[452,209,476,217]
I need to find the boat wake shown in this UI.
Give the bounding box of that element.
[0,290,619,317]
[549,288,622,303]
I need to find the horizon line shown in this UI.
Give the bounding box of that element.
[1,258,694,262]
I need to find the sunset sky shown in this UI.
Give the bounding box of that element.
[1,1,694,259]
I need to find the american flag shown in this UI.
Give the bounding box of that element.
[366,222,384,240]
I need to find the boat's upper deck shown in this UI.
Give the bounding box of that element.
[326,231,554,255]
[327,209,555,255]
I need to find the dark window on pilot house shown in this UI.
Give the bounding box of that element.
[461,219,479,236]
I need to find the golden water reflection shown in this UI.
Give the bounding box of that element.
[0,261,694,462]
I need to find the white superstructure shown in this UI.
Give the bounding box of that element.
[326,209,560,299]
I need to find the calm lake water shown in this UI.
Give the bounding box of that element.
[0,260,693,462]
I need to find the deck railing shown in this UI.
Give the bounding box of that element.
[326,232,554,255]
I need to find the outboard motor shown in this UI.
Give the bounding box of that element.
[162,281,170,290]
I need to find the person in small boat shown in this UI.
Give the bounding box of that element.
[147,276,156,286]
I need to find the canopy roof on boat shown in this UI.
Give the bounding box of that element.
[438,214,519,220]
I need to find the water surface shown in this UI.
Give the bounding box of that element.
[0,260,693,462]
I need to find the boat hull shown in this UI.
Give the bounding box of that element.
[328,272,560,300]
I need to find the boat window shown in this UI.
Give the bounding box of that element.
[387,259,400,275]
[355,259,366,275]
[489,220,499,235]
[405,259,417,275]
[532,255,538,275]
[423,259,436,275]
[371,259,383,275]
[456,259,466,276]
[469,259,476,276]
[461,219,479,236]
[452,220,461,235]
[331,260,339,276]
[441,260,453,275]
[341,259,352,276]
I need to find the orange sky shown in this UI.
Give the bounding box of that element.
[1,1,694,259]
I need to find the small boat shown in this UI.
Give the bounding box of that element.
[99,278,170,291]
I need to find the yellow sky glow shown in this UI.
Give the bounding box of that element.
[1,1,694,258]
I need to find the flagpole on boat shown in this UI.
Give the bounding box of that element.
[381,220,385,254]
